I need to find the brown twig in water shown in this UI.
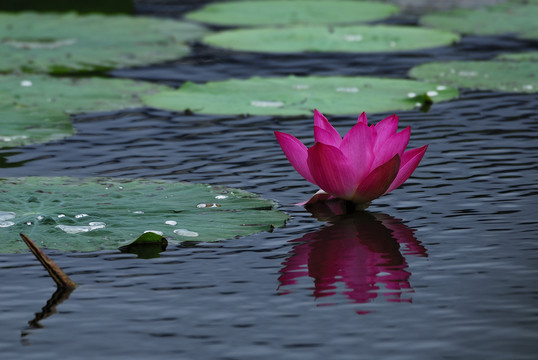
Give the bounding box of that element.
[19,233,77,289]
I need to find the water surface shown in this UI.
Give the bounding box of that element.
[0,3,537,359]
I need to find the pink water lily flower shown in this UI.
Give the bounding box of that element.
[275,110,428,208]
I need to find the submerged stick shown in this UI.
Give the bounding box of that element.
[20,233,77,289]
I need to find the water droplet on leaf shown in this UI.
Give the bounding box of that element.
[251,100,284,108]
[0,221,15,228]
[0,211,15,221]
[343,34,363,42]
[56,221,106,234]
[196,203,221,208]
[173,228,199,237]
[336,87,359,93]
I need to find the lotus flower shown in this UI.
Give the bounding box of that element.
[275,110,427,208]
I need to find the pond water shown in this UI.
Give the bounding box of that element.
[1,3,538,360]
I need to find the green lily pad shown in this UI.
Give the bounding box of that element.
[201,25,459,53]
[496,51,538,62]
[0,12,208,74]
[420,3,538,39]
[142,75,458,116]
[0,177,289,253]
[409,59,538,93]
[0,74,170,148]
[185,0,399,27]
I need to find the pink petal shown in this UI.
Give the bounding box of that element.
[371,126,411,170]
[373,114,399,153]
[340,122,375,182]
[307,142,358,199]
[297,190,336,206]
[275,131,316,184]
[385,145,428,194]
[314,109,341,146]
[351,154,401,204]
[394,127,411,157]
[314,126,341,147]
[357,112,368,125]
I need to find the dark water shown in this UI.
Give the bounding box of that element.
[1,4,538,360]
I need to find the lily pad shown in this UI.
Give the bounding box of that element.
[0,177,289,253]
[496,51,538,62]
[142,75,458,116]
[201,25,459,53]
[185,0,399,27]
[420,3,538,39]
[0,12,208,74]
[0,74,170,148]
[409,60,538,93]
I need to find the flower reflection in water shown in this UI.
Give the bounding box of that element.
[278,200,427,312]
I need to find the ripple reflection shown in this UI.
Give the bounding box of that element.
[278,201,427,312]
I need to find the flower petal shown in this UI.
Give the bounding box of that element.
[307,142,358,199]
[357,112,368,125]
[373,114,399,153]
[340,122,375,182]
[314,126,341,147]
[314,109,341,146]
[385,144,428,194]
[297,189,336,206]
[351,154,401,204]
[371,126,411,170]
[275,131,316,184]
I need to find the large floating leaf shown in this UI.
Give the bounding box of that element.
[420,3,538,39]
[0,177,289,253]
[0,12,208,74]
[201,25,459,53]
[409,59,538,93]
[0,74,170,148]
[496,51,538,62]
[142,75,458,116]
[185,0,399,27]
